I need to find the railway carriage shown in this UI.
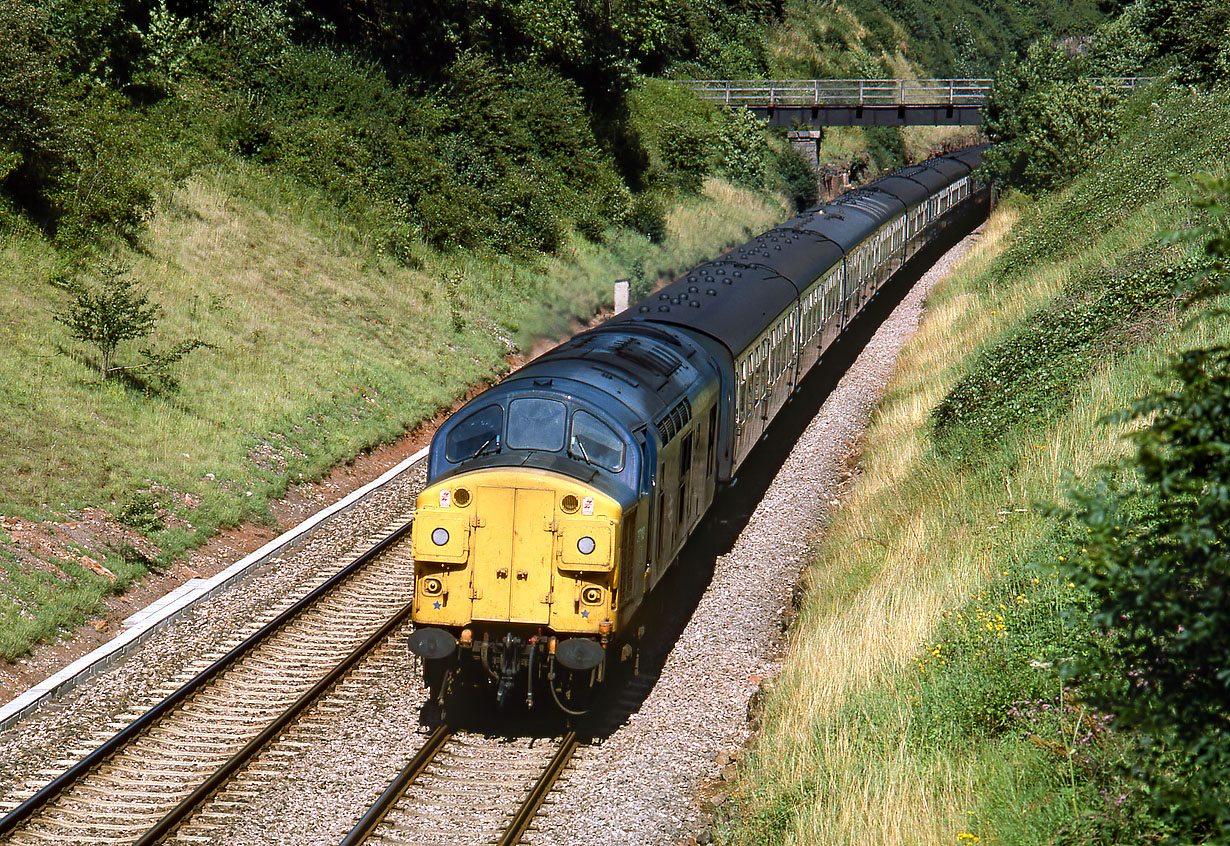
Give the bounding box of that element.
[408,145,990,709]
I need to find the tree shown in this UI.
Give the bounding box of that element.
[1067,176,1230,841]
[56,261,157,379]
[980,41,1120,194]
[1136,0,1230,84]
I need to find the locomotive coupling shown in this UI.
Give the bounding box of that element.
[407,627,458,660]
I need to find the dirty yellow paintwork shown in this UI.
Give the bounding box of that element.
[411,468,622,636]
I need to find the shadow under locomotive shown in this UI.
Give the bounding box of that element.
[422,198,988,739]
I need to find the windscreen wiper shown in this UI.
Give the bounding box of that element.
[467,436,497,459]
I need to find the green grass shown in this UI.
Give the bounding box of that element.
[0,152,790,660]
[717,84,1230,845]
[0,545,152,661]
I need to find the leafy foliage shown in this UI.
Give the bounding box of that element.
[1135,0,1230,84]
[1065,178,1230,841]
[933,250,1185,452]
[54,257,210,387]
[771,0,1103,79]
[981,42,1122,194]
[0,0,154,244]
[131,0,201,91]
[55,259,158,378]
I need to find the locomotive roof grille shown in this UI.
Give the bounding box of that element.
[615,338,682,377]
[655,397,692,443]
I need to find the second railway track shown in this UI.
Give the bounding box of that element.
[0,515,418,845]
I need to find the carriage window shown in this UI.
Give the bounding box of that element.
[445,403,503,462]
[569,410,624,471]
[507,398,566,451]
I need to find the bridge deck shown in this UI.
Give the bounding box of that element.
[682,78,1150,126]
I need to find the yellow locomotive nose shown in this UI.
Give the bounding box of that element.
[410,468,620,636]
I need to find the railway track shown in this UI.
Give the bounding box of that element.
[340,725,580,846]
[0,515,418,845]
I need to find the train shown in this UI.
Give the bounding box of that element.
[407,144,991,710]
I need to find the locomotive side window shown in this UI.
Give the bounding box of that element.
[569,410,624,471]
[506,397,566,452]
[678,433,692,526]
[444,403,503,462]
[706,405,718,478]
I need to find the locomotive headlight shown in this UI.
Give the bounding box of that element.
[577,536,596,555]
[431,527,450,546]
[422,577,443,595]
[582,586,603,605]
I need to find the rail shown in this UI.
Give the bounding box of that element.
[0,520,415,841]
[498,731,581,846]
[338,725,455,846]
[338,730,581,846]
[682,77,1154,109]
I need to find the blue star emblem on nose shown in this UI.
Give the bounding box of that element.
[580,609,589,618]
[433,601,442,609]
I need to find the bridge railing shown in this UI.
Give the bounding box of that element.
[682,78,1154,108]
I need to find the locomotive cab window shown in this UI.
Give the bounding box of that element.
[506,397,566,452]
[569,409,624,471]
[444,403,503,462]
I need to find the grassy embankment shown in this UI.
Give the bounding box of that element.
[0,150,786,660]
[0,0,1079,665]
[718,82,1230,844]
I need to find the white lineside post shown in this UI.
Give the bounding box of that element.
[614,278,630,314]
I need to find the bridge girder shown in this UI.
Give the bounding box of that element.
[753,105,983,127]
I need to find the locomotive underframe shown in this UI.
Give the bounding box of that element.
[415,622,622,713]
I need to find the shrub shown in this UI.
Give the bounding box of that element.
[933,250,1188,453]
[0,0,75,228]
[54,255,210,388]
[768,142,819,211]
[627,79,722,192]
[626,194,667,243]
[233,47,624,257]
[130,0,201,92]
[54,257,157,379]
[715,107,767,188]
[1065,178,1230,841]
[119,491,164,533]
[981,41,1121,194]
[0,2,153,243]
[656,121,716,193]
[1135,0,1230,84]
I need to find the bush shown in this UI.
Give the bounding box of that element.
[768,141,818,211]
[119,491,164,533]
[1065,178,1230,841]
[715,107,766,188]
[981,41,1122,194]
[0,1,76,228]
[627,79,722,192]
[656,121,716,193]
[1135,0,1230,84]
[231,47,625,257]
[626,194,668,243]
[0,1,153,244]
[933,250,1188,453]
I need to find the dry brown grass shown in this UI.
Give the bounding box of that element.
[725,196,1208,843]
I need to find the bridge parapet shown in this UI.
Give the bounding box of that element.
[686,78,992,108]
[682,78,1153,126]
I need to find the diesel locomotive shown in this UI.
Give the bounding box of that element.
[407,145,991,709]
